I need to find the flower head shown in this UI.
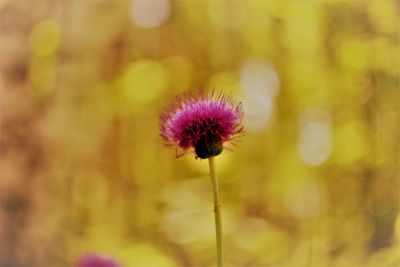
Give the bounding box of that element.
[75,254,121,267]
[160,90,244,159]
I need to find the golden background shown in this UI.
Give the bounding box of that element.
[0,0,399,266]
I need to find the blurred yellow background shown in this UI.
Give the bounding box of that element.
[0,0,399,266]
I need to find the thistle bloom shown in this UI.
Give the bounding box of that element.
[160,90,244,159]
[75,254,121,267]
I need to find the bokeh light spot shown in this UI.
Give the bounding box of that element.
[284,179,323,218]
[161,179,214,244]
[208,71,241,93]
[298,108,332,166]
[132,0,171,28]
[29,58,56,97]
[333,121,367,164]
[117,60,167,113]
[30,19,61,57]
[339,39,369,71]
[240,59,280,132]
[232,218,290,264]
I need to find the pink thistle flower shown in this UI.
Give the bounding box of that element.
[160,90,244,159]
[75,254,121,267]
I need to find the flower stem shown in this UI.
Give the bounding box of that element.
[208,156,223,267]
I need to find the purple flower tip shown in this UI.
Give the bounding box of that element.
[75,253,121,267]
[160,90,244,159]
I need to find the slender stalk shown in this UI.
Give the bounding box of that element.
[208,156,223,267]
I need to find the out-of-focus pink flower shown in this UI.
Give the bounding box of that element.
[75,253,121,267]
[160,90,244,159]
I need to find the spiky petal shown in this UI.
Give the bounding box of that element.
[160,90,244,159]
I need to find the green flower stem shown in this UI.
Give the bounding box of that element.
[208,156,223,267]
